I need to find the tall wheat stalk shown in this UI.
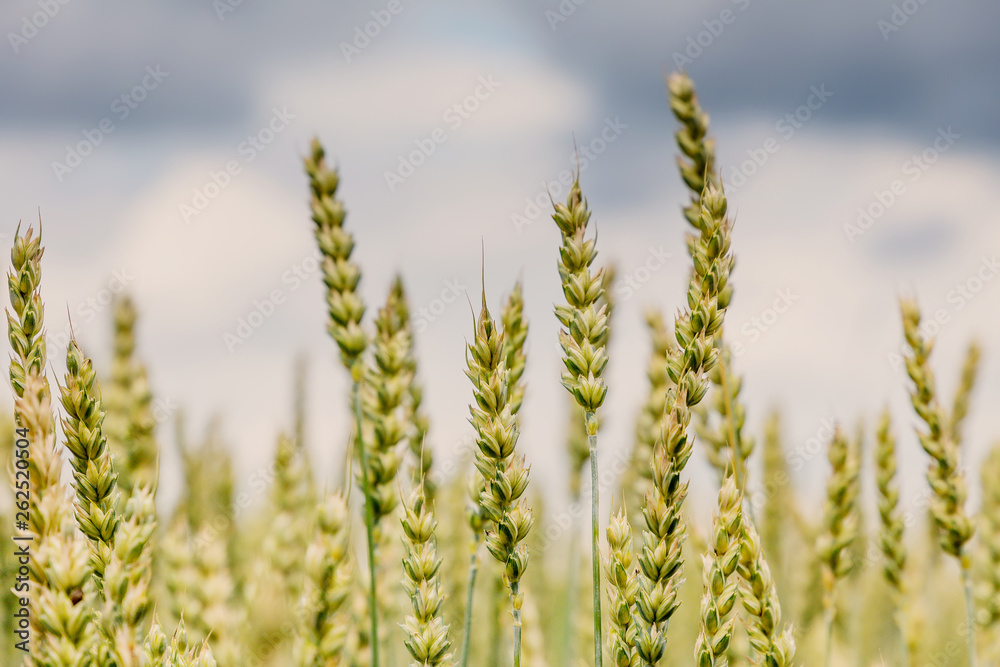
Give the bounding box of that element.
[819,426,858,667]
[466,289,533,667]
[305,138,381,667]
[552,178,609,667]
[900,298,977,666]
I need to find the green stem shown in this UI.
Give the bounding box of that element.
[823,603,834,667]
[490,573,504,667]
[586,411,603,667]
[352,379,379,667]
[962,556,978,667]
[460,534,482,667]
[560,489,582,667]
[512,581,522,667]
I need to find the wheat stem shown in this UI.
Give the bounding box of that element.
[963,560,979,667]
[512,580,523,667]
[459,534,482,667]
[353,377,380,667]
[586,412,603,667]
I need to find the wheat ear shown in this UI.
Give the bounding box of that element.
[9,225,101,664]
[466,291,533,667]
[401,485,454,666]
[693,474,742,666]
[949,340,981,448]
[634,181,734,665]
[60,338,120,585]
[387,277,437,498]
[296,492,353,666]
[900,298,977,665]
[819,426,858,667]
[875,407,909,663]
[737,517,795,666]
[604,509,639,667]
[104,295,158,499]
[552,178,608,667]
[305,138,380,667]
[145,616,217,667]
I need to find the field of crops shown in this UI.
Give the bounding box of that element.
[1,71,996,667]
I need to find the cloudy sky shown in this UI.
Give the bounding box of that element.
[2,0,998,524]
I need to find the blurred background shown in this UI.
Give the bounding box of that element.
[1,0,998,526]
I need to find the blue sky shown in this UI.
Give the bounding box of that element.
[2,0,998,522]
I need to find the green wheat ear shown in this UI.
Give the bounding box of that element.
[819,425,858,667]
[400,486,454,667]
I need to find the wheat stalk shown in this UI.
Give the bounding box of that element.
[819,425,858,667]
[466,291,533,667]
[875,407,909,663]
[387,277,437,498]
[103,296,158,499]
[900,298,977,666]
[635,181,734,665]
[305,137,381,667]
[551,177,608,667]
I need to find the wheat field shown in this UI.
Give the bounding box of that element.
[2,71,997,667]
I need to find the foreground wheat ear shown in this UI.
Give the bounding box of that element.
[552,176,609,667]
[8,225,99,664]
[635,180,734,666]
[819,425,858,667]
[466,288,533,667]
[400,485,453,666]
[900,298,977,666]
